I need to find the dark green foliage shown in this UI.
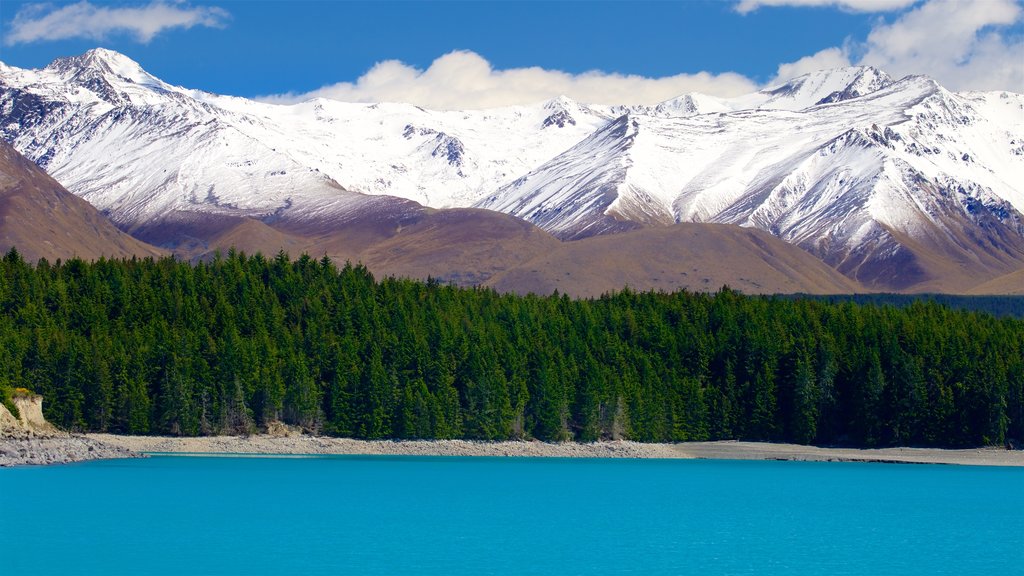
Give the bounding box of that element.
[784,293,1024,319]
[0,247,1021,447]
[1,387,19,420]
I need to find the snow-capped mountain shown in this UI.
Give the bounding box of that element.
[1,48,1022,290]
[478,71,1024,288]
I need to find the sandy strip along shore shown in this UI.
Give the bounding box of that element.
[82,434,1024,466]
[674,441,1023,467]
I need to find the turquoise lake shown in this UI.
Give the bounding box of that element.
[2,456,1021,575]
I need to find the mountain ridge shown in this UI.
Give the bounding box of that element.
[1,49,1022,292]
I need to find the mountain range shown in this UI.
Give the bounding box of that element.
[1,48,1022,294]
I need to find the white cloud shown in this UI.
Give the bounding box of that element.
[259,50,760,109]
[4,1,229,46]
[765,0,1024,92]
[260,0,1021,109]
[772,47,853,83]
[858,0,1024,91]
[735,0,918,13]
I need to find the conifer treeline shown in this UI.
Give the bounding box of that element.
[0,249,1021,447]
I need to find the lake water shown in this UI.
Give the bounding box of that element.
[2,455,1021,575]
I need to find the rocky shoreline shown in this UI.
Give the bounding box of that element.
[87,434,686,459]
[1,394,144,467]
[0,436,142,467]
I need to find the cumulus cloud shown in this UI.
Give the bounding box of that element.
[766,0,1024,91]
[263,0,1021,109]
[858,0,1024,91]
[258,50,760,109]
[772,47,853,82]
[735,0,918,13]
[4,1,229,46]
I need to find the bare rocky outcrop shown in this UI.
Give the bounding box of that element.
[0,402,23,438]
[0,392,64,439]
[265,420,303,438]
[12,393,61,437]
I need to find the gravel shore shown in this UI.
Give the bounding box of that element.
[0,436,142,467]
[4,429,1020,467]
[673,440,1024,467]
[86,434,685,459]
[82,434,1024,466]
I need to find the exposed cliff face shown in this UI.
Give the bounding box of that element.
[0,402,22,438]
[0,393,61,439]
[16,394,59,435]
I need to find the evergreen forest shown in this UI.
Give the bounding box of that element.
[786,293,1024,319]
[0,248,1021,448]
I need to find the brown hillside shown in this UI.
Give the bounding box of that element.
[827,206,1024,294]
[132,213,308,259]
[969,269,1024,295]
[138,208,864,295]
[0,141,163,261]
[486,223,863,297]
[353,208,562,286]
[176,208,560,287]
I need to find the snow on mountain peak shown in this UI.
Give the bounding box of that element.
[46,48,156,85]
[745,66,895,110]
[542,95,578,110]
[541,95,587,128]
[28,47,178,109]
[652,93,731,117]
[764,65,889,94]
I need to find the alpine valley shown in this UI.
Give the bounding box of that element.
[2,48,1023,294]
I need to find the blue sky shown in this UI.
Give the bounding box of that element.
[1,1,1022,107]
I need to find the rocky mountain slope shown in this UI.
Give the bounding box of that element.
[0,140,163,261]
